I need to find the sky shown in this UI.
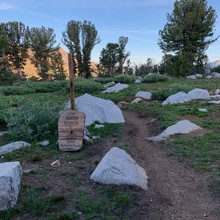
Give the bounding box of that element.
[0,0,219,65]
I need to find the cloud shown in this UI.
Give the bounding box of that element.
[129,36,156,44]
[101,29,158,34]
[0,2,14,10]
[72,0,174,9]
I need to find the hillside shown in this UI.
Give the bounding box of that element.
[208,60,220,69]
[23,47,98,78]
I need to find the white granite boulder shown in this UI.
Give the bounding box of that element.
[131,97,143,104]
[0,162,22,211]
[37,140,49,147]
[212,72,220,78]
[195,73,203,78]
[215,89,220,95]
[66,94,125,126]
[102,83,128,93]
[90,147,148,190]
[209,100,220,104]
[187,88,210,100]
[103,82,115,88]
[206,75,213,79]
[162,91,189,105]
[135,91,152,100]
[135,79,142,83]
[162,89,210,105]
[0,131,8,137]
[187,75,196,79]
[147,120,202,141]
[0,141,30,156]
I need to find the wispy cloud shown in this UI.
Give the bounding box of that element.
[129,36,156,44]
[73,0,174,9]
[101,29,158,34]
[0,2,14,10]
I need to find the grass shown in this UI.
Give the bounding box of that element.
[74,186,133,219]
[1,78,220,218]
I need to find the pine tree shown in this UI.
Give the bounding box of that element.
[62,20,100,78]
[0,21,28,76]
[158,0,218,76]
[27,26,59,79]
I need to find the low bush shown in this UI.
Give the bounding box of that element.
[4,102,62,141]
[73,78,103,94]
[0,86,35,96]
[114,74,136,84]
[142,73,169,83]
[152,83,193,100]
[93,77,114,84]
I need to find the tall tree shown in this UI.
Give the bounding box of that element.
[117,36,130,73]
[50,50,66,80]
[62,20,100,78]
[0,35,8,71]
[0,21,28,76]
[27,26,59,79]
[158,0,218,76]
[99,43,119,76]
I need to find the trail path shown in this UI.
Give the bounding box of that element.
[123,110,220,220]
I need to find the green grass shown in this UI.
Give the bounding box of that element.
[74,186,133,219]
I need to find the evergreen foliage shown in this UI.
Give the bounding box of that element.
[99,36,130,76]
[62,20,100,78]
[0,22,29,76]
[27,26,59,79]
[159,0,218,76]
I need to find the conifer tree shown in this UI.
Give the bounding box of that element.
[158,0,218,76]
[62,20,100,78]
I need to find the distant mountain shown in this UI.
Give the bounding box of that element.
[207,60,220,69]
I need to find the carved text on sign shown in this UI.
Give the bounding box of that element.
[58,110,85,151]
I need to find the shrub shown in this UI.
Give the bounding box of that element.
[114,74,136,83]
[73,78,103,94]
[142,73,169,83]
[0,86,35,96]
[93,77,114,84]
[152,83,193,100]
[4,102,62,141]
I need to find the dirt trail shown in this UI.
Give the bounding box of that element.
[123,110,220,220]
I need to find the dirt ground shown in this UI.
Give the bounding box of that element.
[6,110,220,220]
[123,110,220,220]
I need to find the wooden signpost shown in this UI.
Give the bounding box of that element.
[58,53,85,151]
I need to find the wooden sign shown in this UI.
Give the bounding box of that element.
[58,109,85,151]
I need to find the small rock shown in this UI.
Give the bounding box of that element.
[37,140,49,147]
[51,160,61,168]
[197,108,207,112]
[23,169,36,174]
[135,79,142,83]
[95,124,104,129]
[195,73,203,78]
[206,75,213,79]
[209,100,220,104]
[187,75,196,79]
[92,136,100,140]
[102,83,128,93]
[135,91,152,100]
[131,98,143,104]
[0,131,8,137]
[103,82,115,88]
[0,141,31,156]
[215,89,220,95]
[117,101,127,108]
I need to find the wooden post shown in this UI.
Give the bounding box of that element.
[58,53,85,151]
[68,53,75,110]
